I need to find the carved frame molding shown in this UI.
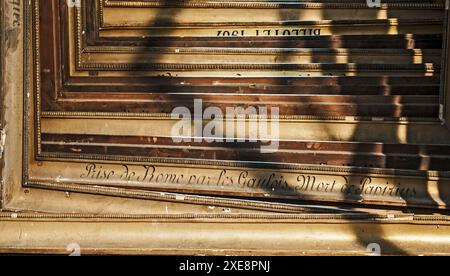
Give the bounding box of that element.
[1,0,450,255]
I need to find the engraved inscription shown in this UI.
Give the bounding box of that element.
[78,163,419,202]
[5,0,21,51]
[217,28,322,37]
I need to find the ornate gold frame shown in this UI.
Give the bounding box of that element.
[21,0,450,209]
[1,0,450,255]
